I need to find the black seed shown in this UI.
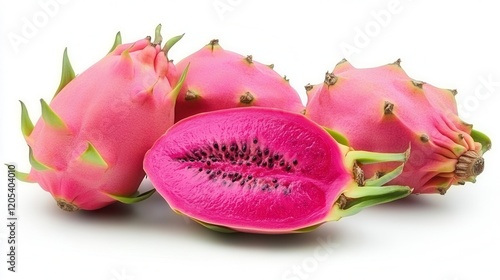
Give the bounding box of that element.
[231,161,236,165]
[262,184,269,191]
[222,173,227,178]
[268,163,274,168]
[230,143,237,152]
[273,154,279,160]
[217,170,222,175]
[246,162,251,166]
[206,161,211,166]
[213,143,219,150]
[225,152,230,158]
[293,159,298,165]
[201,151,207,157]
[262,162,267,167]
[257,150,262,157]
[264,148,270,156]
[274,184,279,188]
[228,173,234,178]
[232,176,239,182]
[221,145,227,151]
[240,179,245,186]
[256,160,262,166]
[247,175,253,180]
[272,179,278,183]
[189,158,195,162]
[206,170,211,174]
[238,151,244,158]
[268,158,273,163]
[253,138,258,144]
[209,173,216,180]
[229,156,235,161]
[279,160,285,166]
[198,168,203,172]
[244,155,250,160]
[286,165,291,172]
[251,156,257,161]
[242,143,247,152]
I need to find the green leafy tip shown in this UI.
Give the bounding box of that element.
[106,189,156,204]
[329,184,412,221]
[194,219,237,233]
[471,129,492,154]
[28,146,52,171]
[153,24,163,45]
[108,31,122,54]
[162,33,185,55]
[345,145,410,169]
[4,164,35,183]
[79,142,108,168]
[20,101,34,138]
[168,63,190,100]
[323,127,350,146]
[40,99,67,129]
[54,48,75,98]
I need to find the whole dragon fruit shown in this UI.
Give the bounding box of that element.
[305,59,491,195]
[174,39,305,122]
[17,25,187,211]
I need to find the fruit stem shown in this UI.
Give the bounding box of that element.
[56,198,79,212]
[455,150,484,179]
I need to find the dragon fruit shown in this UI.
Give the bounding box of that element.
[17,25,187,211]
[174,39,305,122]
[305,59,491,195]
[144,107,412,234]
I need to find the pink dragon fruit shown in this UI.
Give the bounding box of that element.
[144,107,411,234]
[305,59,491,195]
[174,39,305,122]
[17,25,187,211]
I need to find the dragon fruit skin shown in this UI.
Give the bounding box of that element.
[19,28,186,211]
[174,39,305,122]
[305,59,491,195]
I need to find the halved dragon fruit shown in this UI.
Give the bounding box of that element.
[144,107,412,234]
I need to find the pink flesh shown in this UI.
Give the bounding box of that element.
[174,43,304,122]
[144,107,351,232]
[27,39,177,210]
[306,61,480,194]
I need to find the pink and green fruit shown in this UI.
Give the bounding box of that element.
[174,39,305,122]
[18,25,187,211]
[144,107,412,234]
[305,59,491,195]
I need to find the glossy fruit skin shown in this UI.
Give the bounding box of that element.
[20,32,184,211]
[174,39,305,122]
[305,59,489,194]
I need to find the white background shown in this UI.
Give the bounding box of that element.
[1,1,499,279]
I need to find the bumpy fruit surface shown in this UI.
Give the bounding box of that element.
[174,39,305,122]
[305,59,491,194]
[144,107,412,234]
[18,26,187,211]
